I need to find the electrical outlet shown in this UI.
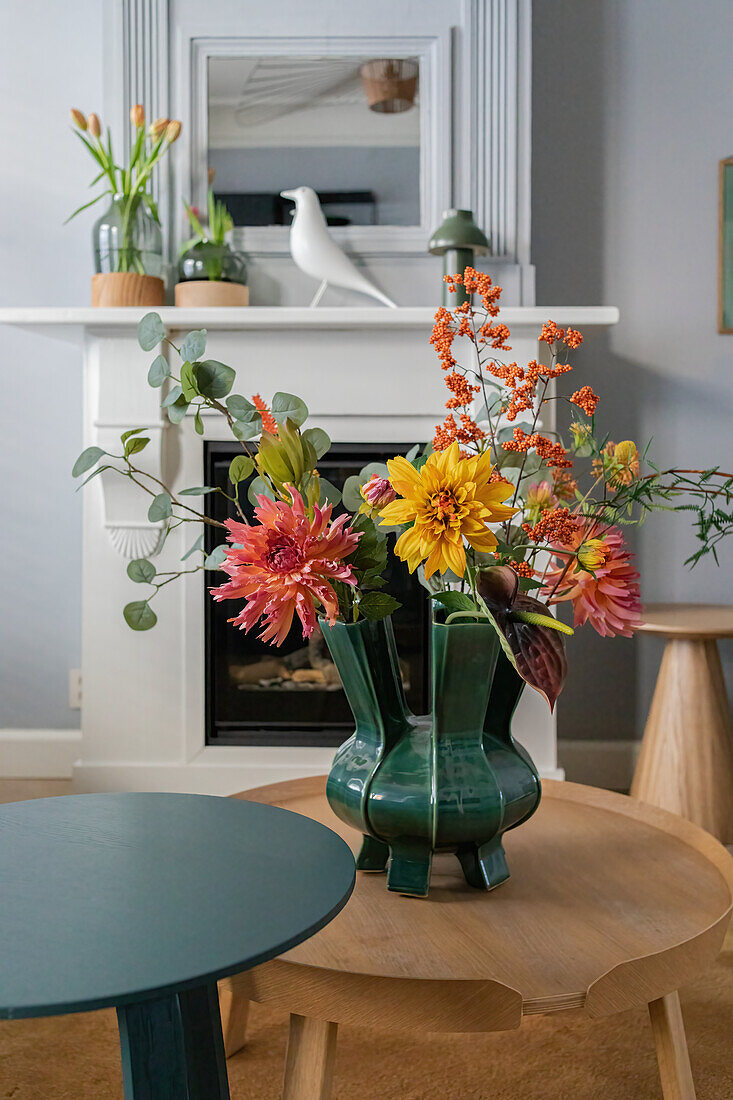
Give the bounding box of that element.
[69,669,82,709]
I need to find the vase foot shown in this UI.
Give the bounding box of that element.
[356,834,389,873]
[387,840,433,897]
[457,837,510,891]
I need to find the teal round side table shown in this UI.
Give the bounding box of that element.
[0,792,355,1099]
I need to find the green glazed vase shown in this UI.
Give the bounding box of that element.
[325,616,541,898]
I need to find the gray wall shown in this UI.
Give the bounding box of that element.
[533,0,733,741]
[0,3,103,728]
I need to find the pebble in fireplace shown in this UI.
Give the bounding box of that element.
[204,441,430,747]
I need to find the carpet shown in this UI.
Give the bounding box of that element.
[1,927,731,1099]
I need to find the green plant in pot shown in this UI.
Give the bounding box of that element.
[67,106,181,306]
[175,191,249,307]
[72,276,733,897]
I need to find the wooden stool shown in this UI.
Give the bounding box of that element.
[221,776,733,1100]
[631,603,733,842]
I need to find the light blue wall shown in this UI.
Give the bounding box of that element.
[0,3,103,728]
[533,0,733,741]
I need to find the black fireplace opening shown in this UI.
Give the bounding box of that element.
[204,441,430,746]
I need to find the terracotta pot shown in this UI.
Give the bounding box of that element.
[91,273,165,308]
[174,281,249,307]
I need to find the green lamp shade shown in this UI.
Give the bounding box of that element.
[429,209,489,256]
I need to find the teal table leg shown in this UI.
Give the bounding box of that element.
[117,981,229,1099]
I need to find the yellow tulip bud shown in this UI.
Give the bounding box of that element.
[149,116,169,138]
[70,108,87,130]
[165,119,182,143]
[87,113,101,138]
[130,104,145,129]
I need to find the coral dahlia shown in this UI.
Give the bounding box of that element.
[211,489,360,645]
[542,518,642,638]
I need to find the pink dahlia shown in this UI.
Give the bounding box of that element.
[211,489,360,645]
[541,518,642,638]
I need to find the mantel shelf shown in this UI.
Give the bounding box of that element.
[0,305,620,342]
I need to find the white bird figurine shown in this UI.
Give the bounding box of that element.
[280,186,397,308]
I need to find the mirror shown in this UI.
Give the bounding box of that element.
[206,55,421,228]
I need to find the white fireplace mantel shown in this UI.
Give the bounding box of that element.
[0,305,618,795]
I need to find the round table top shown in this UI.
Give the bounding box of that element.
[0,793,355,1020]
[637,603,733,639]
[232,778,733,1030]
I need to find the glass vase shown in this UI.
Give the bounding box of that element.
[178,241,247,284]
[92,194,163,278]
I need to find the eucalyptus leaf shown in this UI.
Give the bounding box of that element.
[178,486,216,496]
[126,558,156,584]
[181,533,205,561]
[232,418,260,441]
[123,600,158,631]
[76,464,112,489]
[180,361,199,402]
[270,391,308,427]
[318,478,342,506]
[302,427,330,459]
[147,354,169,388]
[204,545,228,569]
[226,395,259,422]
[72,446,106,477]
[195,360,236,399]
[161,385,183,408]
[194,408,204,435]
[137,312,166,352]
[147,492,172,522]
[247,476,275,506]
[228,455,255,484]
[166,395,190,424]
[181,329,207,362]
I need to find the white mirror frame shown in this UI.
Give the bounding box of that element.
[186,35,451,256]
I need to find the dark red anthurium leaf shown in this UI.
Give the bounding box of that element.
[477,566,568,711]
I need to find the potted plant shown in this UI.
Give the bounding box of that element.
[72,278,733,897]
[68,105,181,307]
[175,191,248,307]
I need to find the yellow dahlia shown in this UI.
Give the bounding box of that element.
[378,442,517,578]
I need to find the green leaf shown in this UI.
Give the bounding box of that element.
[270,391,308,427]
[181,329,207,361]
[166,395,190,424]
[519,577,544,591]
[126,558,156,584]
[72,446,106,477]
[194,360,236,399]
[137,312,165,351]
[181,361,199,402]
[358,592,401,620]
[120,428,146,444]
[430,591,478,614]
[302,427,330,459]
[76,464,113,489]
[124,436,150,458]
[182,533,205,560]
[162,385,183,408]
[204,545,228,569]
[318,478,342,506]
[178,486,216,496]
[232,418,260,441]
[229,455,255,484]
[247,476,275,506]
[123,600,158,631]
[346,513,387,573]
[194,408,204,436]
[226,395,259,423]
[147,492,172,521]
[342,462,389,512]
[147,354,169,388]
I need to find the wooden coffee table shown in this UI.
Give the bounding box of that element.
[631,603,733,841]
[222,777,733,1100]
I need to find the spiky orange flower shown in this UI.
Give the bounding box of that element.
[252,393,277,434]
[378,442,517,578]
[211,489,360,644]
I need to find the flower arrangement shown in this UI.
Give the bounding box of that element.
[72,275,733,710]
[178,190,247,290]
[68,105,181,274]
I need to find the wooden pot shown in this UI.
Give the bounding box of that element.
[91,273,165,308]
[174,281,249,307]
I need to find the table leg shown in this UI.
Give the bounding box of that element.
[117,981,229,1099]
[648,991,696,1100]
[282,1014,338,1100]
[218,984,250,1058]
[631,637,733,842]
